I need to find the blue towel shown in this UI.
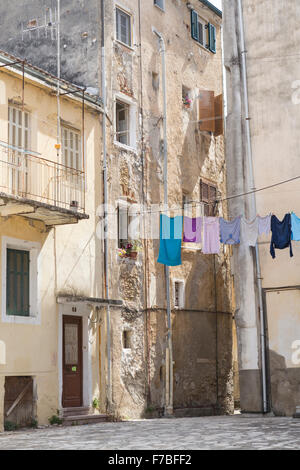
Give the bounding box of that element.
[157,214,183,266]
[270,214,293,259]
[291,212,300,241]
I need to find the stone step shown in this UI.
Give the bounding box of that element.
[62,414,107,427]
[62,407,91,417]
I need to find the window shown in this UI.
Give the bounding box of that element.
[174,281,185,309]
[191,10,216,53]
[152,72,159,91]
[8,105,30,195]
[116,7,132,47]
[200,179,217,216]
[61,126,82,170]
[6,248,30,317]
[123,330,132,349]
[198,91,224,134]
[118,204,130,248]
[2,237,40,324]
[182,85,192,108]
[8,105,30,151]
[118,203,139,249]
[116,100,130,146]
[154,0,165,11]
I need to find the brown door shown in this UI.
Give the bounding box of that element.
[62,315,83,408]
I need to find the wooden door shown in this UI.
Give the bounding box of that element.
[62,315,83,408]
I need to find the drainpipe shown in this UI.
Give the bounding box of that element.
[237,0,268,413]
[152,27,173,417]
[56,0,61,206]
[101,0,112,411]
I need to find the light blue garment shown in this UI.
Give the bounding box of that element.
[157,214,183,266]
[291,212,300,241]
[220,217,241,245]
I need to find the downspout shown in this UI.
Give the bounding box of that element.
[152,27,173,416]
[56,0,61,206]
[237,0,268,413]
[138,0,151,404]
[101,0,112,411]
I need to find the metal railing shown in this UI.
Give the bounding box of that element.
[0,142,85,213]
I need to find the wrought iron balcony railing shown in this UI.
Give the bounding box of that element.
[0,141,85,213]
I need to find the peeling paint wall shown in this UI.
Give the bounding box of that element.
[0,0,234,420]
[223,0,300,416]
[0,68,102,428]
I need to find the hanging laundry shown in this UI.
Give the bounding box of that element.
[157,214,183,266]
[220,217,241,245]
[258,214,271,236]
[240,217,259,247]
[270,214,293,259]
[291,212,300,241]
[202,217,220,255]
[183,217,202,243]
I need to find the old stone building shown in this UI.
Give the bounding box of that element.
[0,0,234,427]
[223,0,300,416]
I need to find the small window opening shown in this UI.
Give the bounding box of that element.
[123,330,132,349]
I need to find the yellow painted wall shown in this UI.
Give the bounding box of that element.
[0,68,103,430]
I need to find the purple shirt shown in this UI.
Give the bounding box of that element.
[203,217,220,255]
[183,217,203,243]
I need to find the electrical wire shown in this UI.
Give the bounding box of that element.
[98,174,300,216]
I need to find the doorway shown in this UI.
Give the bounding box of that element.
[62,315,83,408]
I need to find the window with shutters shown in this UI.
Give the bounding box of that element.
[191,10,216,53]
[8,106,31,195]
[198,91,224,135]
[6,248,30,317]
[173,280,185,309]
[154,0,165,11]
[200,179,218,216]
[2,237,40,324]
[8,105,30,151]
[61,126,82,170]
[116,7,132,47]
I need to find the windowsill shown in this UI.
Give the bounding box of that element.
[182,243,202,251]
[115,39,135,52]
[114,140,137,154]
[117,255,141,266]
[2,314,40,325]
[193,39,211,53]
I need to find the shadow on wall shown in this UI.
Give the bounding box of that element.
[268,349,300,417]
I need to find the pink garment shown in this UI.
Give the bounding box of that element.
[202,217,220,254]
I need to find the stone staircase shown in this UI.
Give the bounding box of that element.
[61,407,107,426]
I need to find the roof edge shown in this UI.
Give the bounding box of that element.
[199,0,222,18]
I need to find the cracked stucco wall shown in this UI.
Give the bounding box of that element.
[0,0,234,419]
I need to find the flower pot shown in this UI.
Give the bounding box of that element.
[128,251,138,260]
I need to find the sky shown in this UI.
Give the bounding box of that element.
[210,0,222,10]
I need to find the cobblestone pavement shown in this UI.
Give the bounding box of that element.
[0,415,300,450]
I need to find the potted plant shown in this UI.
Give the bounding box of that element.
[126,240,142,259]
[182,94,192,109]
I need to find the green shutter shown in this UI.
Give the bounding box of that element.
[191,10,199,41]
[6,249,30,317]
[208,23,216,53]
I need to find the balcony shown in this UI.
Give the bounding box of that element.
[0,142,88,226]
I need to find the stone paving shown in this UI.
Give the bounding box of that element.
[0,414,300,450]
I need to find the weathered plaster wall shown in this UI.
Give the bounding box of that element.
[0,69,102,427]
[0,0,100,88]
[101,0,233,416]
[223,0,300,415]
[0,0,234,420]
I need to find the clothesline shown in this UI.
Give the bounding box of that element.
[157,212,300,267]
[101,174,300,217]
